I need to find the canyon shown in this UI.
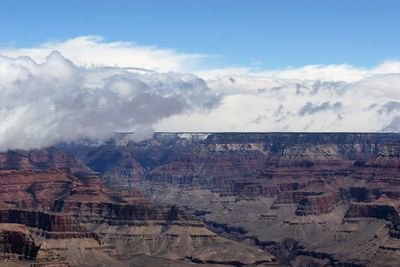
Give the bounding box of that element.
[0,133,399,266]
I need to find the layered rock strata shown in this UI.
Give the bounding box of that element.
[0,148,277,266]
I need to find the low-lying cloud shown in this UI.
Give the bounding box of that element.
[157,70,400,133]
[0,51,219,151]
[0,36,399,151]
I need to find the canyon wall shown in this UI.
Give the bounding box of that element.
[62,132,400,266]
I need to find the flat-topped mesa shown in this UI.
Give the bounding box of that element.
[55,197,202,227]
[233,181,307,197]
[274,191,325,204]
[0,224,39,260]
[295,191,342,216]
[345,195,400,238]
[269,189,343,216]
[345,195,400,221]
[150,132,399,145]
[150,132,399,163]
[346,187,400,202]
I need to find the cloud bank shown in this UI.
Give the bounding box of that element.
[0,36,207,72]
[0,50,218,151]
[157,70,400,133]
[0,36,399,150]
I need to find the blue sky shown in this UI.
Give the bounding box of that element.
[1,0,399,69]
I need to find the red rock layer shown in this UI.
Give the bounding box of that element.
[295,191,341,216]
[345,197,400,221]
[60,202,200,226]
[0,224,39,260]
[0,169,74,210]
[0,147,91,173]
[68,134,400,204]
[67,133,399,220]
[0,209,85,233]
[274,191,324,204]
[233,182,306,197]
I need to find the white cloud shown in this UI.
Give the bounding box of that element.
[196,60,400,84]
[0,36,207,72]
[155,68,400,133]
[196,64,368,83]
[373,61,400,74]
[0,36,399,150]
[0,51,218,151]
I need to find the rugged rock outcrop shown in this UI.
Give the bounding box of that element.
[0,224,39,260]
[234,181,306,197]
[64,132,399,266]
[345,200,399,221]
[0,209,86,233]
[0,147,91,173]
[0,147,277,266]
[66,133,400,194]
[0,169,75,210]
[295,191,342,216]
[1,132,399,266]
[345,195,400,239]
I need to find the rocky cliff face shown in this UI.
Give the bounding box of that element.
[67,133,400,214]
[0,224,39,260]
[295,191,342,216]
[67,132,400,190]
[0,147,91,173]
[0,209,86,233]
[1,132,399,266]
[62,132,400,266]
[0,146,277,266]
